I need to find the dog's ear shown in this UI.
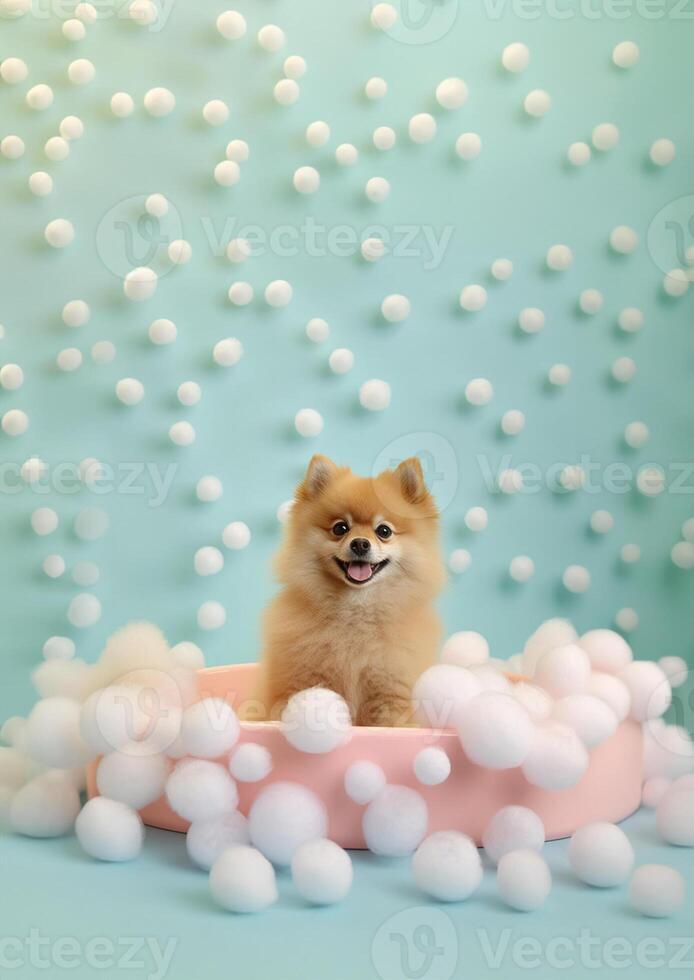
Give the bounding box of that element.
[301,454,338,497]
[395,457,427,503]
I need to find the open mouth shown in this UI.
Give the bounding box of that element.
[334,558,389,585]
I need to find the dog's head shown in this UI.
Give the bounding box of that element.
[276,454,445,602]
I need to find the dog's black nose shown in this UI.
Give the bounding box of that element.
[350,537,371,558]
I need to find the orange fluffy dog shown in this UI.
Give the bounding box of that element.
[259,454,446,726]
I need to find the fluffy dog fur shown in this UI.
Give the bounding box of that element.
[258,454,445,727]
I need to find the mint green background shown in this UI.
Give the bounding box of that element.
[1,1,693,977]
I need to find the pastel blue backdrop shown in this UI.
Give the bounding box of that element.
[1,1,693,978]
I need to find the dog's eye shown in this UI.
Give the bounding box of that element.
[375,524,392,540]
[332,521,349,537]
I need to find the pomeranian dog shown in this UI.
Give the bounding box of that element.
[258,454,446,727]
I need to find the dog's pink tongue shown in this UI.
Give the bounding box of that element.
[348,562,373,582]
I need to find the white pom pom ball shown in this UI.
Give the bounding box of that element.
[509,555,535,582]
[228,282,253,305]
[363,785,428,857]
[110,91,134,117]
[336,143,358,166]
[194,546,224,577]
[370,2,397,29]
[482,805,545,864]
[281,688,351,754]
[264,280,292,307]
[328,348,354,374]
[364,76,387,99]
[497,849,551,911]
[464,506,488,532]
[441,631,489,668]
[186,811,250,869]
[229,743,272,782]
[294,408,324,437]
[216,10,246,39]
[361,237,385,262]
[214,160,240,186]
[629,864,685,918]
[170,641,205,670]
[579,629,632,673]
[45,218,74,248]
[143,86,175,116]
[291,839,353,905]
[213,336,243,366]
[381,294,410,322]
[412,831,482,901]
[609,224,638,253]
[67,593,101,628]
[28,171,53,196]
[249,781,327,866]
[284,55,306,79]
[76,797,144,861]
[196,475,221,501]
[593,123,620,151]
[534,644,591,696]
[293,166,320,194]
[306,317,329,342]
[257,23,285,51]
[523,89,551,117]
[613,40,639,68]
[663,268,689,297]
[562,564,591,593]
[365,177,390,203]
[180,697,239,758]
[412,664,482,727]
[26,83,54,110]
[1,134,24,159]
[148,317,176,345]
[552,695,617,748]
[359,379,391,411]
[569,821,634,886]
[0,56,28,83]
[656,785,694,846]
[9,772,81,838]
[305,121,329,146]
[491,258,513,280]
[522,722,588,790]
[408,113,436,143]
[25,696,92,768]
[30,506,57,535]
[512,682,552,721]
[502,42,529,73]
[546,244,573,271]
[642,777,672,809]
[1,409,29,436]
[166,759,238,822]
[459,283,487,310]
[619,661,671,721]
[226,139,249,162]
[501,410,525,436]
[115,377,144,405]
[650,138,675,167]
[344,761,386,805]
[43,636,75,661]
[413,747,451,785]
[457,692,534,769]
[202,99,228,126]
[222,521,251,550]
[96,751,170,809]
[465,378,493,406]
[178,381,202,407]
[210,846,278,912]
[518,307,545,333]
[123,266,157,300]
[274,79,299,105]
[448,549,471,574]
[436,77,468,109]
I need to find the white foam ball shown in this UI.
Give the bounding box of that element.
[364,76,387,99]
[470,664,512,694]
[146,319,175,346]
[166,759,237,822]
[562,565,591,593]
[284,55,306,79]
[518,307,545,333]
[413,747,451,786]
[43,636,75,661]
[30,506,57,535]
[115,377,144,405]
[373,125,396,151]
[1,134,24,159]
[222,521,251,550]
[26,83,54,109]
[457,692,534,769]
[408,112,436,143]
[0,56,28,83]
[441,631,489,668]
[365,176,390,203]
[264,279,292,307]
[370,2,397,29]
[448,549,471,574]
[501,409,525,436]
[67,58,94,84]
[650,138,675,166]
[344,761,386,805]
[76,797,144,861]
[381,293,410,322]
[612,356,636,384]
[509,555,535,583]
[361,238,385,262]
[25,697,92,768]
[590,510,613,534]
[643,721,694,780]
[45,218,74,248]
[28,171,53,196]
[336,143,358,166]
[274,78,299,105]
[642,777,672,808]
[491,258,513,280]
[197,600,225,628]
[459,283,486,310]
[249,781,327,865]
[210,846,278,912]
[577,289,602,315]
[294,408,324,437]
[613,40,639,68]
[363,785,427,857]
[522,722,588,790]
[194,546,224,577]
[359,378,391,411]
[569,822,634,886]
[511,683,552,721]
[43,555,65,578]
[226,139,249,162]
[552,695,617,748]
[281,688,351,754]
[181,698,239,758]
[195,475,221,502]
[213,337,243,366]
[663,268,689,297]
[579,629,632,673]
[482,806,546,865]
[226,238,251,265]
[523,89,551,117]
[656,785,694,846]
[74,506,108,541]
[436,76,468,109]
[214,160,240,186]
[619,661,671,721]
[293,165,319,194]
[411,831,481,902]
[305,317,329,342]
[502,42,529,72]
[291,839,353,905]
[534,644,591,696]
[629,864,685,918]
[610,224,638,254]
[129,0,157,25]
[67,593,101,628]
[143,86,175,116]
[305,120,329,147]
[413,664,482,727]
[216,10,246,39]
[72,561,99,587]
[1,408,29,436]
[202,99,229,126]
[465,378,493,406]
[62,16,85,39]
[546,245,572,272]
[671,541,694,569]
[186,812,250,869]
[228,281,253,305]
[57,347,82,372]
[62,298,90,328]
[327,348,354,375]
[593,122,620,151]
[0,746,32,789]
[170,641,204,671]
[617,306,643,333]
[45,135,70,161]
[177,381,201,408]
[257,23,285,51]
[96,751,170,809]
[110,91,134,117]
[229,744,272,782]
[567,139,591,164]
[658,655,688,687]
[168,239,192,264]
[497,849,551,911]
[9,772,81,838]
[123,266,157,300]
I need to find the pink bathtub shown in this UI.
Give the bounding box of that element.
[87,663,643,847]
